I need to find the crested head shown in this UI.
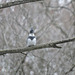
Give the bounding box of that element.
[30,28,34,33]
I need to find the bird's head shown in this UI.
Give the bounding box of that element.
[30,28,34,33]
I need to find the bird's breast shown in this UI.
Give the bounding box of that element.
[28,36,35,40]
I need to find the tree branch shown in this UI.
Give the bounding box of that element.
[65,64,75,74]
[0,0,43,9]
[0,37,75,55]
[15,52,28,73]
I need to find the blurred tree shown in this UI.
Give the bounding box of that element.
[0,0,75,75]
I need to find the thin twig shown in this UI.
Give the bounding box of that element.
[16,52,29,73]
[0,0,43,9]
[65,64,75,74]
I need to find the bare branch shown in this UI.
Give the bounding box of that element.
[53,37,75,44]
[15,52,28,74]
[0,0,43,9]
[65,64,75,74]
[0,37,75,55]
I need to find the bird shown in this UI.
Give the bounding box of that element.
[27,28,36,47]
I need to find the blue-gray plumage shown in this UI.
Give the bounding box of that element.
[27,28,36,47]
[28,36,35,40]
[30,28,34,33]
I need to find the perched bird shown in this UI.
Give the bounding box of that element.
[27,28,36,47]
